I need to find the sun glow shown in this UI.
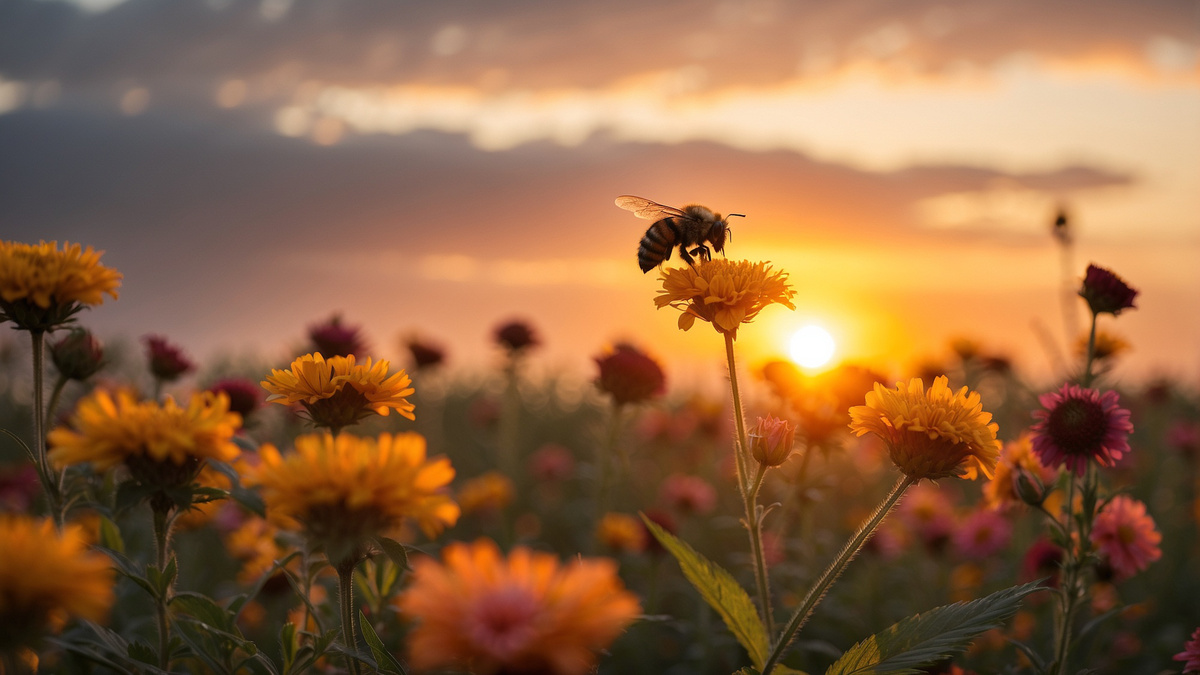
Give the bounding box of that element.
[789,324,836,370]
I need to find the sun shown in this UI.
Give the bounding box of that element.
[789,324,836,370]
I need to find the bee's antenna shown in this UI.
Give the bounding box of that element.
[728,213,745,219]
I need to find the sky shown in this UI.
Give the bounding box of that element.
[1,0,1198,390]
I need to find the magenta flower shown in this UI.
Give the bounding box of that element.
[594,343,666,406]
[1030,383,1132,476]
[494,319,539,352]
[1089,495,1161,580]
[659,473,717,516]
[1175,626,1200,674]
[308,314,368,358]
[952,509,1013,560]
[143,334,194,382]
[1079,264,1137,316]
[208,377,263,421]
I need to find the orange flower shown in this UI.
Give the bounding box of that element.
[398,539,641,675]
[984,433,1059,510]
[850,376,1000,482]
[246,432,457,566]
[457,471,516,515]
[655,259,795,336]
[261,352,415,431]
[0,515,115,652]
[0,240,122,332]
[596,513,647,553]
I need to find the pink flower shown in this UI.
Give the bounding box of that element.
[528,444,575,482]
[952,509,1012,560]
[659,473,717,516]
[896,483,957,551]
[1030,383,1132,476]
[208,377,262,421]
[1021,537,1063,587]
[1175,626,1200,673]
[749,414,796,467]
[1089,495,1161,580]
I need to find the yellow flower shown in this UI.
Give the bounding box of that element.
[246,432,458,566]
[0,240,122,331]
[261,352,415,431]
[0,515,115,652]
[224,517,292,586]
[596,512,647,553]
[47,389,241,489]
[849,376,1001,481]
[398,538,641,675]
[457,471,515,515]
[654,259,795,336]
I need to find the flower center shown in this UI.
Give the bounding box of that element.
[1045,397,1108,457]
[466,586,541,661]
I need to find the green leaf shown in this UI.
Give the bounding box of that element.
[373,536,412,571]
[171,591,237,634]
[360,610,408,674]
[824,581,1042,675]
[641,513,769,669]
[98,515,125,554]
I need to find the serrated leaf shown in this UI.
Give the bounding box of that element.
[127,640,159,665]
[360,610,408,674]
[99,547,157,598]
[824,581,1042,675]
[279,623,299,672]
[373,536,411,571]
[642,514,769,669]
[171,591,237,634]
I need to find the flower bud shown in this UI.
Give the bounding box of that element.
[1013,466,1048,507]
[143,334,194,382]
[595,343,666,406]
[49,328,105,381]
[750,414,795,467]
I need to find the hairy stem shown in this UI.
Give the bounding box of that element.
[763,474,915,675]
[152,504,176,672]
[724,332,775,635]
[337,560,363,675]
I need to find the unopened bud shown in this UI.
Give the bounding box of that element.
[49,328,105,381]
[1014,466,1047,507]
[750,415,796,467]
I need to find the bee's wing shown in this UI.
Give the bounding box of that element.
[615,195,690,221]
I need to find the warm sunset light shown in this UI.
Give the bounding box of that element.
[789,324,836,370]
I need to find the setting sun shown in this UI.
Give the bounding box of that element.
[789,324,836,370]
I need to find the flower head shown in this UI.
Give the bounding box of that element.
[0,515,115,652]
[528,443,575,482]
[261,352,415,431]
[659,473,717,515]
[849,376,1001,481]
[398,538,640,675]
[1076,329,1131,362]
[0,240,122,332]
[1175,627,1200,674]
[896,483,957,550]
[749,414,796,467]
[984,433,1059,510]
[1030,383,1132,476]
[49,327,105,381]
[495,319,540,352]
[143,334,195,382]
[1089,495,1161,580]
[594,343,666,405]
[207,377,263,421]
[1079,264,1137,316]
[458,471,516,515]
[48,389,241,492]
[247,432,457,567]
[308,313,368,358]
[405,335,447,371]
[596,513,647,553]
[655,259,795,336]
[952,509,1013,560]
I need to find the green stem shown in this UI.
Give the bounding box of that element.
[337,560,363,675]
[596,401,626,515]
[762,474,915,675]
[1082,313,1098,387]
[724,332,775,636]
[152,504,176,672]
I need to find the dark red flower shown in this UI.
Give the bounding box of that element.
[494,319,539,352]
[1030,383,1133,476]
[405,337,446,370]
[208,377,262,421]
[308,314,367,358]
[143,334,194,382]
[49,327,105,381]
[1079,264,1137,316]
[594,344,666,405]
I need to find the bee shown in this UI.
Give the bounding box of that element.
[616,195,744,273]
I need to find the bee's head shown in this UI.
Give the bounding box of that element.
[714,213,744,252]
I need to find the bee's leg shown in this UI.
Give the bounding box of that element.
[678,247,695,268]
[691,245,711,262]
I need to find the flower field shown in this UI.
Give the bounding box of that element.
[1,238,1199,675]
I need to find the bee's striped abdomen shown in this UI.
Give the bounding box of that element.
[638,218,679,273]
